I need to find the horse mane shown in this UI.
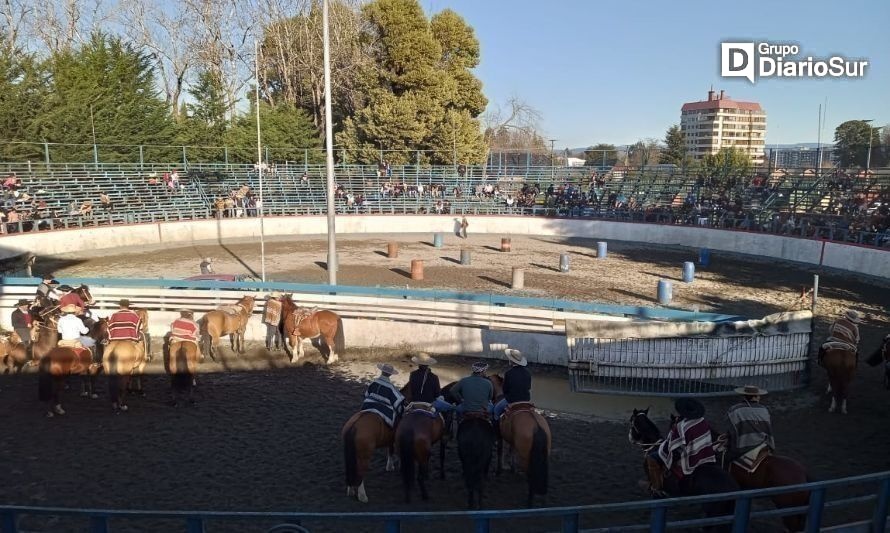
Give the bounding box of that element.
[632,410,662,443]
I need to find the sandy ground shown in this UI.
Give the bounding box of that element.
[0,233,887,532]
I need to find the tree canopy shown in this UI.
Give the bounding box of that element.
[834,120,884,168]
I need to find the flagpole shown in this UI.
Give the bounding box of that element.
[323,0,337,284]
[254,39,267,282]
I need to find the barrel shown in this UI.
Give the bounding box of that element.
[387,242,399,259]
[460,249,471,265]
[559,252,570,273]
[433,233,443,248]
[511,267,524,289]
[596,241,607,259]
[501,238,512,252]
[682,261,695,283]
[699,248,711,267]
[411,259,424,280]
[657,280,672,305]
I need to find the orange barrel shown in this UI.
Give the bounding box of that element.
[501,237,512,252]
[387,242,399,258]
[411,259,424,280]
[511,267,524,289]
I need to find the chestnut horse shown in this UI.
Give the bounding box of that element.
[104,335,148,412]
[31,315,106,398]
[164,334,200,406]
[395,405,445,502]
[342,411,397,503]
[1,332,30,373]
[279,295,341,364]
[866,335,890,389]
[38,344,102,417]
[821,341,857,414]
[200,295,255,360]
[497,402,552,507]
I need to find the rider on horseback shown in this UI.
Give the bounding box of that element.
[819,309,864,366]
[170,310,200,343]
[494,348,531,420]
[108,299,142,343]
[723,385,775,472]
[435,362,493,416]
[361,363,405,428]
[35,275,61,305]
[57,304,96,352]
[11,299,33,360]
[406,353,441,404]
[655,398,717,491]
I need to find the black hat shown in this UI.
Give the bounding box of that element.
[118,299,131,308]
[674,398,706,419]
[58,285,74,291]
[16,299,31,307]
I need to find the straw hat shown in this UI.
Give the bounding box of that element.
[844,309,865,323]
[411,353,437,366]
[471,361,489,374]
[734,385,768,396]
[60,304,80,313]
[267,291,281,299]
[377,363,398,376]
[674,397,705,419]
[505,348,527,366]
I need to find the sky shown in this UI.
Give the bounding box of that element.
[425,0,890,149]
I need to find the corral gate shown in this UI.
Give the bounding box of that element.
[567,311,812,396]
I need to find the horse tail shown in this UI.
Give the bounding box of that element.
[106,343,120,403]
[398,422,415,498]
[334,316,345,355]
[528,424,549,496]
[199,317,212,359]
[172,373,191,393]
[343,423,360,487]
[38,355,53,402]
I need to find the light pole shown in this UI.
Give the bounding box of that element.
[89,104,98,169]
[254,39,266,282]
[862,119,874,174]
[549,138,557,182]
[323,0,337,284]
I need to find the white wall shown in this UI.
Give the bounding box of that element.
[1,215,887,279]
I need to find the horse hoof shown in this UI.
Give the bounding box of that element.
[80,391,89,398]
[120,405,129,412]
[53,405,65,415]
[46,411,54,418]
[346,487,355,497]
[357,493,368,504]
[91,393,99,400]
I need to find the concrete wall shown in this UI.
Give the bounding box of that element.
[2,215,887,279]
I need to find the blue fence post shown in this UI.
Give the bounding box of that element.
[805,487,826,533]
[186,516,205,533]
[562,512,580,533]
[873,477,890,533]
[384,519,401,533]
[650,506,667,533]
[2,510,17,533]
[732,496,751,533]
[89,516,109,533]
[474,518,490,533]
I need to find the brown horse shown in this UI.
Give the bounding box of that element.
[821,341,857,414]
[104,336,148,412]
[866,335,890,389]
[164,334,200,407]
[31,315,106,398]
[395,405,446,502]
[38,345,102,417]
[1,332,30,373]
[134,308,152,360]
[342,411,397,503]
[497,402,552,507]
[199,295,255,360]
[279,295,341,364]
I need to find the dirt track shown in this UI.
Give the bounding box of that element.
[0,233,887,532]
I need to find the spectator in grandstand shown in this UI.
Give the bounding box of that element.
[3,173,17,190]
[99,192,113,212]
[301,172,309,185]
[79,200,93,218]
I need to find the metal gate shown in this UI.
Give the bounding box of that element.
[567,311,812,396]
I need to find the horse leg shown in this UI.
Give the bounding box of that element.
[323,333,338,364]
[356,481,368,504]
[828,396,836,413]
[496,437,503,475]
[385,449,396,472]
[439,437,446,480]
[419,457,430,501]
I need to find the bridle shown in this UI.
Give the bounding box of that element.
[628,412,663,452]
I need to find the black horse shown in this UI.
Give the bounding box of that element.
[457,415,495,510]
[628,408,739,532]
[866,335,890,389]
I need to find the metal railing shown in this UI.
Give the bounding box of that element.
[1,471,888,532]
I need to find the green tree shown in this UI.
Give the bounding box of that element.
[660,125,688,166]
[226,100,321,164]
[627,138,662,167]
[703,147,751,180]
[834,120,881,168]
[583,143,618,167]
[30,33,174,163]
[0,48,47,162]
[177,70,229,162]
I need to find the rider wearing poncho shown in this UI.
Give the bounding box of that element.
[170,310,200,343]
[725,385,775,471]
[361,363,404,428]
[36,275,61,304]
[656,398,716,479]
[108,299,142,342]
[819,309,864,365]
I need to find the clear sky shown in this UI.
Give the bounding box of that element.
[425,0,890,149]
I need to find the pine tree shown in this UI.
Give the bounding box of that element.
[660,125,688,166]
[226,100,321,164]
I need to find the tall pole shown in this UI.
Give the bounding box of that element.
[323,0,337,284]
[549,138,557,183]
[816,103,822,177]
[254,40,267,282]
[90,104,98,169]
[864,119,874,174]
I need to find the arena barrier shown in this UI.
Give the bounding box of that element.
[1,470,888,532]
[566,311,813,396]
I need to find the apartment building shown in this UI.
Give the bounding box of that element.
[680,89,767,164]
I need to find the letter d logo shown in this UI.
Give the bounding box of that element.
[721,42,755,83]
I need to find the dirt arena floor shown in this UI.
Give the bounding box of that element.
[1,233,888,532]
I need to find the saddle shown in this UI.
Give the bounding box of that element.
[405,402,444,421]
[504,401,536,418]
[294,307,319,326]
[220,304,244,317]
[730,442,771,474]
[460,410,492,425]
[170,336,199,346]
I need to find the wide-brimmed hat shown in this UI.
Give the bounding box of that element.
[58,285,74,292]
[41,274,56,282]
[734,385,768,396]
[674,397,705,419]
[203,257,212,262]
[411,353,437,366]
[472,361,489,374]
[377,363,398,376]
[267,291,281,299]
[505,348,527,366]
[118,299,131,308]
[16,299,31,307]
[179,309,194,317]
[60,304,80,313]
[844,309,865,323]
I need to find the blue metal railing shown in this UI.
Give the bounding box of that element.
[0,276,744,323]
[1,471,888,532]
